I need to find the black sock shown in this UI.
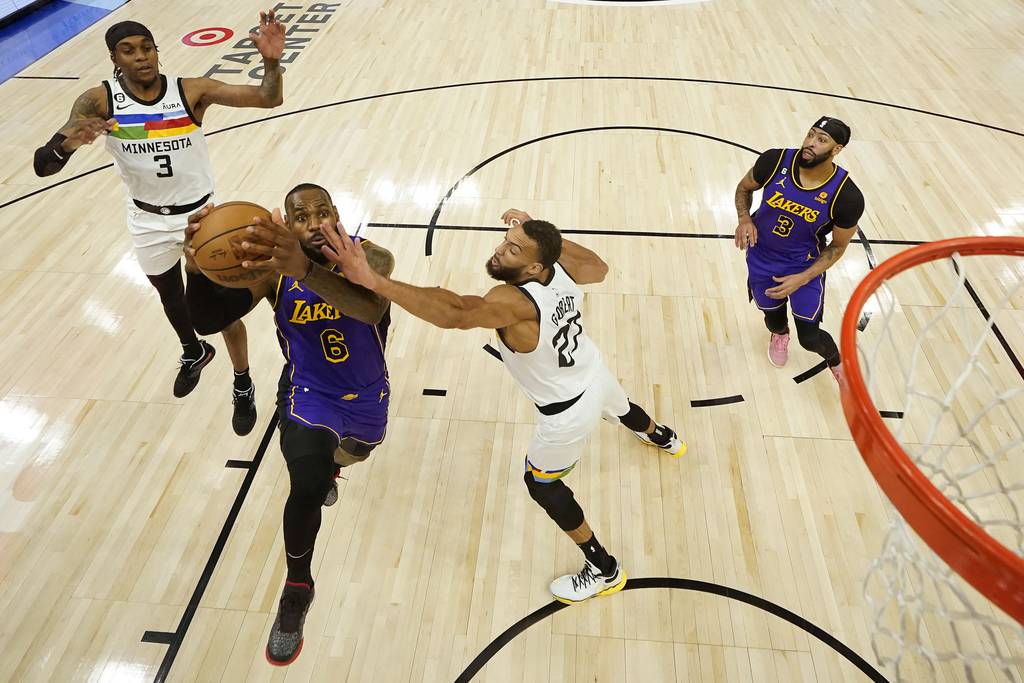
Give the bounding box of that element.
[285,547,314,585]
[233,368,252,392]
[578,534,616,575]
[182,340,204,359]
[648,423,672,447]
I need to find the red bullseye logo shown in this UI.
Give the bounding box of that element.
[182,27,234,47]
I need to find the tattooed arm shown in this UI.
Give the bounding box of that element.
[301,244,395,325]
[33,87,115,176]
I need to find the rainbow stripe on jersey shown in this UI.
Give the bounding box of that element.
[110,110,197,140]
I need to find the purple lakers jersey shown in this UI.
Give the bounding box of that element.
[273,268,389,395]
[747,148,851,278]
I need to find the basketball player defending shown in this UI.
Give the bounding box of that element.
[183,184,395,665]
[320,209,685,604]
[32,13,285,435]
[734,117,865,382]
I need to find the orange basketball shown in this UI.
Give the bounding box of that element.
[192,201,274,288]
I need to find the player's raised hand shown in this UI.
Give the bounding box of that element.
[240,208,309,279]
[501,208,532,226]
[320,219,378,290]
[183,203,214,270]
[251,9,285,61]
[64,117,116,149]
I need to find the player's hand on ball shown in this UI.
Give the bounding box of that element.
[240,208,309,278]
[501,208,532,226]
[321,220,378,290]
[183,203,214,271]
[735,217,757,250]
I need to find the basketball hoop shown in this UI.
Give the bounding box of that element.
[840,236,1024,680]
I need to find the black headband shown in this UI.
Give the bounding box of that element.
[812,116,851,146]
[105,21,155,51]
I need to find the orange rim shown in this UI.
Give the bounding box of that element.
[840,236,1024,624]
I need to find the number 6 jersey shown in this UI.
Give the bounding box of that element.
[103,75,214,207]
[495,262,602,406]
[273,266,390,396]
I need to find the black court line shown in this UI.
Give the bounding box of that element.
[141,631,175,645]
[147,412,279,683]
[455,576,889,682]
[424,125,759,256]
[369,220,924,247]
[13,75,80,80]
[794,359,830,384]
[962,278,1024,383]
[4,74,1022,214]
[690,395,744,407]
[224,459,253,469]
[879,410,905,419]
[422,388,448,396]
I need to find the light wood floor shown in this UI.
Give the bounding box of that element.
[1,0,1022,681]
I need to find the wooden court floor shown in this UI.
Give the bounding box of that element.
[1,0,1022,681]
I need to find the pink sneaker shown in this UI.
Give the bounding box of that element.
[768,333,790,368]
[829,362,845,385]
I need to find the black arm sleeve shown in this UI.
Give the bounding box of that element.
[833,177,865,229]
[751,148,785,186]
[185,270,255,335]
[33,133,74,177]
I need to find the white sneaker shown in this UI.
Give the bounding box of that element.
[550,559,627,604]
[632,424,686,458]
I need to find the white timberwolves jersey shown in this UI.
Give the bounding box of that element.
[104,75,214,208]
[495,262,603,406]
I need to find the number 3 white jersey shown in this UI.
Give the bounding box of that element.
[495,262,603,406]
[103,75,214,207]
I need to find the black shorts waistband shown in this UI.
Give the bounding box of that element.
[536,390,585,416]
[133,193,211,216]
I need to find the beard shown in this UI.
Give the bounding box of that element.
[796,147,831,168]
[485,256,521,282]
[301,241,328,265]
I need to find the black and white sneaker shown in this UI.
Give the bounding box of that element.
[266,581,315,666]
[173,340,215,398]
[632,423,686,458]
[549,559,627,604]
[231,384,257,436]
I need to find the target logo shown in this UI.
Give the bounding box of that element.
[182,27,234,47]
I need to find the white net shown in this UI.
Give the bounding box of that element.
[856,247,1024,682]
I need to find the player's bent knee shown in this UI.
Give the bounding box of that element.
[335,438,376,466]
[286,455,334,501]
[522,470,585,531]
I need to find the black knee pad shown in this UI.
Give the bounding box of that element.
[338,437,376,461]
[794,321,819,349]
[523,470,585,532]
[762,305,789,335]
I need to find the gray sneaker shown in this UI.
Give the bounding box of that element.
[265,581,314,666]
[323,467,341,507]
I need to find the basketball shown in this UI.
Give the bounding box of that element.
[192,201,274,288]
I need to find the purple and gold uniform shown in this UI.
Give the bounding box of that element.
[273,265,390,446]
[746,148,852,322]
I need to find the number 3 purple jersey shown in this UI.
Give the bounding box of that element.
[746,148,851,278]
[272,269,389,396]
